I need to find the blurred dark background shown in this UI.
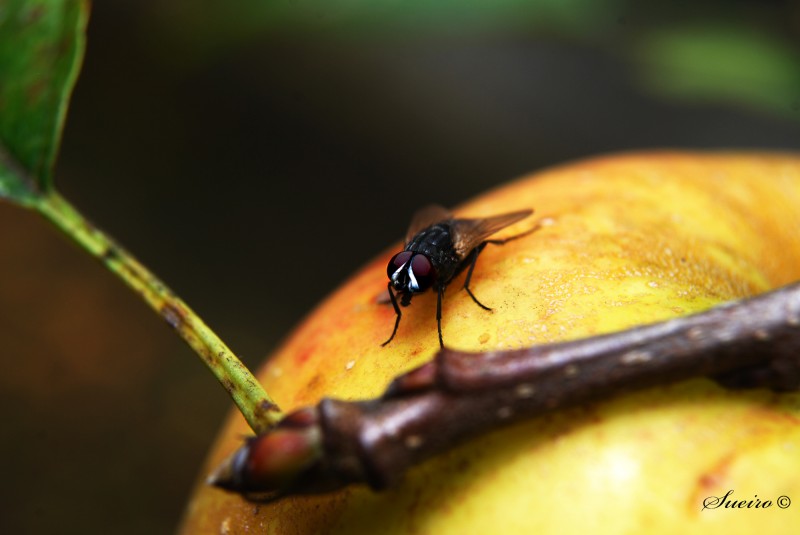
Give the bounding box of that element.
[2,0,800,533]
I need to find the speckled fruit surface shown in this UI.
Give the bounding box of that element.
[182,152,800,535]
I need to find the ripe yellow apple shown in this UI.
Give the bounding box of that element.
[181,152,800,534]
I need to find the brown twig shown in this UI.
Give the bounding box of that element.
[209,281,800,500]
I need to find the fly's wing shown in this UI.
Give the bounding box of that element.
[450,209,534,259]
[405,204,452,245]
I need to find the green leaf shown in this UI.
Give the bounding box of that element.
[0,0,88,206]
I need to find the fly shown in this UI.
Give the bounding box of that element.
[383,205,535,348]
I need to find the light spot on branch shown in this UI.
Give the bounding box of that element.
[515,383,536,398]
[715,327,736,342]
[405,435,424,450]
[497,406,513,419]
[687,326,705,341]
[620,350,653,365]
[754,329,770,341]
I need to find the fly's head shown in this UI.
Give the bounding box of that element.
[387,251,437,305]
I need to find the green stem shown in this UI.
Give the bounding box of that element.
[35,190,283,433]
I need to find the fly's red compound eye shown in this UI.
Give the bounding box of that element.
[410,254,436,290]
[387,251,413,278]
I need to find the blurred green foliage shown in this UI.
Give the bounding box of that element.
[152,0,800,123]
[158,0,618,41]
[638,26,800,116]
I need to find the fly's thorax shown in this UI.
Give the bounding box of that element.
[404,223,461,282]
[404,223,453,255]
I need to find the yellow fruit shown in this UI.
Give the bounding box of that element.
[181,152,800,534]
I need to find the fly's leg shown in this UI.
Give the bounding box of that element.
[464,223,541,311]
[381,282,402,347]
[436,285,445,348]
[463,244,491,310]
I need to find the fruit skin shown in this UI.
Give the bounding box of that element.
[181,152,800,534]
